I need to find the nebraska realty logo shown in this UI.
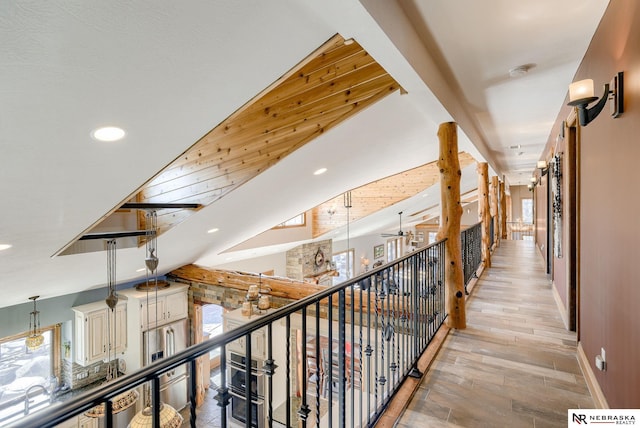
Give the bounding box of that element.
[569,409,639,426]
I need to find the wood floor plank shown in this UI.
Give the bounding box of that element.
[393,240,594,427]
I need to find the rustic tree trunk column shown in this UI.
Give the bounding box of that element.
[436,122,466,330]
[500,181,507,240]
[478,162,491,268]
[191,304,206,406]
[490,176,499,247]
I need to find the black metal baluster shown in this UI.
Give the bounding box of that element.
[190,359,197,427]
[286,316,291,428]
[215,344,229,428]
[152,377,161,428]
[350,285,355,428]
[104,399,113,428]
[298,307,310,426]
[338,289,346,428]
[315,301,321,428]
[245,333,252,428]
[327,294,333,425]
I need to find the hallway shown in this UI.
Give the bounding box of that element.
[395,240,593,427]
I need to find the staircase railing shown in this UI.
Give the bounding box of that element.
[10,233,485,428]
[461,222,482,294]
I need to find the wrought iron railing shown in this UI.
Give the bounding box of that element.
[461,222,482,294]
[11,240,448,428]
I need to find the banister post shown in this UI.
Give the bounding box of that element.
[478,162,492,268]
[436,122,466,330]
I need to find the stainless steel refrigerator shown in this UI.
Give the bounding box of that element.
[143,318,188,411]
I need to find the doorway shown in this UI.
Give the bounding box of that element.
[202,303,224,371]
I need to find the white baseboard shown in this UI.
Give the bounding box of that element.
[577,342,609,409]
[551,282,569,330]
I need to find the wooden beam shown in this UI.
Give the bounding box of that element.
[169,264,325,300]
[436,122,466,330]
[477,162,491,268]
[500,181,507,240]
[490,176,499,247]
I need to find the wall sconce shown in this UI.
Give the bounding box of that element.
[537,160,549,176]
[528,176,537,191]
[567,72,623,126]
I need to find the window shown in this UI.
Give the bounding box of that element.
[522,199,533,224]
[428,232,438,244]
[0,325,60,416]
[273,213,306,228]
[332,249,354,285]
[386,238,402,262]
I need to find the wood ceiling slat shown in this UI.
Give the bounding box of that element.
[245,46,371,115]
[162,65,392,173]
[75,34,401,248]
[142,74,398,191]
[205,63,387,145]
[310,153,475,238]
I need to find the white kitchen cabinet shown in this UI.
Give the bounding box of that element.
[223,308,267,360]
[54,414,98,428]
[137,287,188,330]
[118,282,189,374]
[72,300,127,366]
[78,415,98,428]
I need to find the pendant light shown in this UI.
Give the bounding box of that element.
[25,296,44,351]
[344,191,352,279]
[128,210,183,428]
[85,239,139,422]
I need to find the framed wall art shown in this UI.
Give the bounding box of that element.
[373,244,384,259]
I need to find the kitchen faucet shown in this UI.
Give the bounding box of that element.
[24,384,48,415]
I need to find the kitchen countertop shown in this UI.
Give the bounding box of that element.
[0,374,131,425]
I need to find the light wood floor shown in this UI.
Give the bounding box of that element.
[395,240,593,428]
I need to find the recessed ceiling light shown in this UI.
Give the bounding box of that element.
[313,168,328,176]
[0,244,12,251]
[92,126,126,142]
[207,228,219,234]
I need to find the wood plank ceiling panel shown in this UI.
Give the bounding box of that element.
[73,34,401,246]
[310,152,476,238]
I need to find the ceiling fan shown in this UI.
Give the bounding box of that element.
[381,211,414,244]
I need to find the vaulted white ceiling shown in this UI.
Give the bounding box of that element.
[0,0,608,308]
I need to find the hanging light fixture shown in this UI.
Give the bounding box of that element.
[344,191,352,279]
[25,296,44,351]
[85,239,139,423]
[128,210,183,428]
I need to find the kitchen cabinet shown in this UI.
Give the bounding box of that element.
[78,415,98,428]
[119,282,189,374]
[137,287,188,330]
[224,308,267,360]
[72,300,127,366]
[54,412,98,428]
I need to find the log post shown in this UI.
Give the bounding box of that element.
[478,162,491,268]
[500,181,507,240]
[490,176,499,247]
[192,304,206,407]
[436,122,466,330]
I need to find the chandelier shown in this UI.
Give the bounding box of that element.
[25,296,44,351]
